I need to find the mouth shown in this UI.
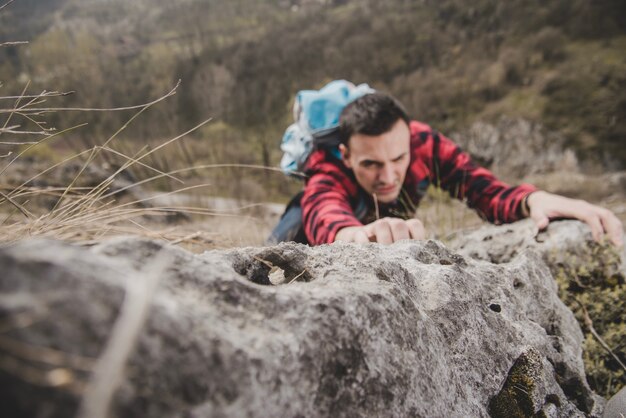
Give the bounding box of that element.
[374,184,397,195]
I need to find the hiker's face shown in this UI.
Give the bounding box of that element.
[340,119,411,203]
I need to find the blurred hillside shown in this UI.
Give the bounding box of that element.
[1,0,625,172]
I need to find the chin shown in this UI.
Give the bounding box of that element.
[374,191,400,203]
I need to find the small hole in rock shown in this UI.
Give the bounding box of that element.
[232,250,312,286]
[489,303,502,313]
[545,394,561,407]
[513,279,524,289]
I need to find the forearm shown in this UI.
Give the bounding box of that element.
[301,176,362,245]
[469,180,538,223]
[430,133,537,223]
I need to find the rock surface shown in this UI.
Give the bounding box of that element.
[449,218,625,270]
[0,227,608,417]
[451,219,626,401]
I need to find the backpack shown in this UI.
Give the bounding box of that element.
[279,80,374,177]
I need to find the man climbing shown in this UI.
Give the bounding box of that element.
[269,85,623,247]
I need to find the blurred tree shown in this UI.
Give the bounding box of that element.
[2,0,625,168]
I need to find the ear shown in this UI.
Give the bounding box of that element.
[339,144,352,169]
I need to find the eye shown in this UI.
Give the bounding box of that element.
[361,161,379,168]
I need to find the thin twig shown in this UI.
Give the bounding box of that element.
[168,231,203,245]
[576,299,626,372]
[77,250,170,418]
[253,256,274,269]
[0,190,33,219]
[127,117,212,169]
[0,91,74,100]
[0,132,47,137]
[0,123,88,178]
[288,269,308,284]
[101,163,287,199]
[99,145,183,183]
[0,0,15,12]
[0,148,93,204]
[9,108,57,136]
[0,41,28,47]
[1,80,30,135]
[0,80,180,114]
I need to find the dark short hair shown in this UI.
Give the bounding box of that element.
[339,92,410,145]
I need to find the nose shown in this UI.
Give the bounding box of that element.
[379,164,395,185]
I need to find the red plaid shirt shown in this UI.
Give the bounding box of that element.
[302,120,537,245]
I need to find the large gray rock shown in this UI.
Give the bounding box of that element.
[0,234,605,417]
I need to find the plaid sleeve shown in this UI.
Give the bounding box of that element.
[411,122,537,224]
[301,151,363,245]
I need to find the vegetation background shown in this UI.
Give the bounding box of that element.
[2,0,625,167]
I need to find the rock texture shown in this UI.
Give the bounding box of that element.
[0,230,607,417]
[450,218,625,270]
[451,219,626,400]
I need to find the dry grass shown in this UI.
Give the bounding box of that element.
[0,159,281,251]
[417,186,485,243]
[0,77,287,251]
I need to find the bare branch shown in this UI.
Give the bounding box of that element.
[0,123,89,178]
[0,131,48,137]
[0,41,28,47]
[576,299,626,373]
[98,146,183,183]
[0,80,181,114]
[0,91,75,100]
[0,0,15,12]
[2,80,31,134]
[0,141,41,144]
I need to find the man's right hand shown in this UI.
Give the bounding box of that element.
[334,217,426,244]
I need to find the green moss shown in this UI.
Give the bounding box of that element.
[489,348,544,417]
[549,242,625,398]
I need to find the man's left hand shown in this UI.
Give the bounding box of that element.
[526,191,624,247]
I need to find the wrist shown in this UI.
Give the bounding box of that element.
[334,225,358,242]
[520,192,534,218]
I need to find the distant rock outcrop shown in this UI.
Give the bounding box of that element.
[450,117,579,182]
[0,224,614,417]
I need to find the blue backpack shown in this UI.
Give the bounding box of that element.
[279,80,374,176]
